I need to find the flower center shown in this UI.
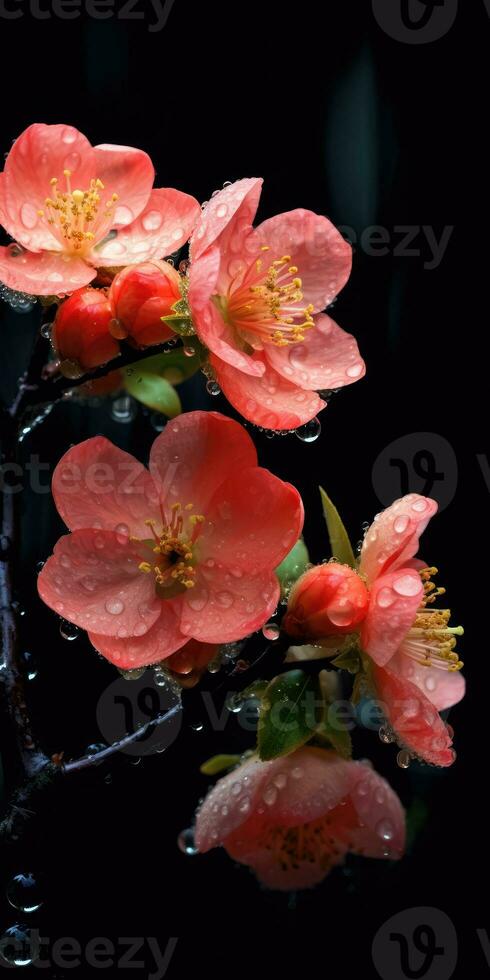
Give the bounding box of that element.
[225,246,315,348]
[402,567,464,671]
[36,170,118,255]
[134,503,206,598]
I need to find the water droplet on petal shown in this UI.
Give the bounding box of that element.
[105,598,125,616]
[393,574,421,597]
[177,828,199,855]
[376,818,395,841]
[295,417,321,443]
[59,619,81,641]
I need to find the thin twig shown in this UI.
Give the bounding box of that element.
[61,702,182,774]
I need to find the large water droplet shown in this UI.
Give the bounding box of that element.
[397,749,412,769]
[6,874,44,914]
[105,598,125,616]
[177,828,199,855]
[262,622,280,641]
[206,380,221,397]
[393,574,421,597]
[59,619,81,641]
[376,818,395,841]
[111,395,137,423]
[295,417,321,443]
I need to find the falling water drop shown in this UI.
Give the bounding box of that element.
[0,924,40,967]
[6,874,44,914]
[40,321,53,340]
[295,417,321,443]
[262,622,280,641]
[206,380,221,397]
[59,619,81,641]
[111,395,137,423]
[396,750,412,769]
[225,692,244,714]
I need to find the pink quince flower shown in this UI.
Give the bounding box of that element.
[37,411,303,669]
[195,747,405,890]
[187,178,365,430]
[0,123,200,296]
[358,494,465,767]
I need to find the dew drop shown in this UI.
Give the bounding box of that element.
[6,873,44,914]
[177,828,199,855]
[59,619,81,641]
[377,587,396,609]
[393,574,421,597]
[0,924,39,967]
[105,598,125,616]
[263,785,278,806]
[376,818,395,841]
[295,417,321,443]
[262,622,280,641]
[397,749,412,769]
[394,514,410,534]
[206,380,221,397]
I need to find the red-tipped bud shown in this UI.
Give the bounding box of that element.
[283,562,369,642]
[109,260,181,348]
[53,288,120,374]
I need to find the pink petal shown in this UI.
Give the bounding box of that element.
[177,567,279,644]
[93,143,154,225]
[211,352,325,430]
[37,529,161,637]
[92,188,200,266]
[361,568,423,666]
[346,763,405,858]
[372,663,455,767]
[231,841,346,891]
[0,172,9,230]
[149,410,257,513]
[200,466,304,572]
[252,209,352,311]
[3,123,96,251]
[190,177,263,262]
[52,437,161,538]
[359,495,439,586]
[265,313,365,392]
[389,648,466,712]
[0,245,94,295]
[88,604,187,669]
[188,248,264,377]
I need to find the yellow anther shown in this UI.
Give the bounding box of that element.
[63,169,72,177]
[184,503,194,510]
[138,562,152,573]
[50,177,58,185]
[260,244,270,251]
[72,189,85,204]
[37,209,45,217]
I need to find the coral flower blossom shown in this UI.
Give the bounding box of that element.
[38,412,303,669]
[0,123,200,296]
[188,178,365,430]
[357,494,464,767]
[195,747,405,890]
[283,494,465,767]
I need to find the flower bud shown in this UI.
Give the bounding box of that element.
[53,288,120,373]
[283,562,369,642]
[166,640,219,688]
[109,260,181,347]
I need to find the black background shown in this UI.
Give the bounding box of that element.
[0,1,487,976]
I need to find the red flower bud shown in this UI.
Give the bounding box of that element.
[283,562,369,642]
[53,288,120,373]
[109,260,181,348]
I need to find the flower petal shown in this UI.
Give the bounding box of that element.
[359,494,439,586]
[93,143,154,225]
[3,123,96,250]
[188,247,264,376]
[92,188,200,266]
[345,763,405,858]
[52,436,160,538]
[252,209,352,311]
[149,410,257,513]
[178,567,279,644]
[211,352,325,430]
[361,568,424,666]
[200,466,304,572]
[88,604,187,669]
[38,529,161,637]
[0,245,94,295]
[190,178,263,262]
[265,313,365,392]
[372,662,455,767]
[389,648,466,712]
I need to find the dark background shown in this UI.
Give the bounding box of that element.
[0,1,487,976]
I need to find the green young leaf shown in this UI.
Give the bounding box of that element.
[275,537,310,596]
[129,348,201,384]
[199,754,241,776]
[160,314,195,336]
[319,486,356,568]
[331,645,361,674]
[315,708,353,759]
[124,370,182,417]
[258,670,321,761]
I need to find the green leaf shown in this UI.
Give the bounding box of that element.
[275,537,310,596]
[160,314,195,336]
[258,670,321,761]
[331,645,361,674]
[319,486,356,568]
[130,348,201,384]
[124,370,182,417]
[239,680,269,701]
[199,754,241,776]
[315,708,353,759]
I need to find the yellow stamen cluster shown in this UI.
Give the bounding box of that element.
[226,248,315,347]
[37,172,118,254]
[135,503,206,593]
[403,567,464,671]
[260,814,346,875]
